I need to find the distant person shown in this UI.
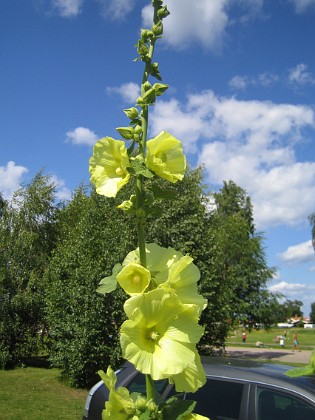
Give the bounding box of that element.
[242,332,247,343]
[280,337,284,348]
[291,331,301,352]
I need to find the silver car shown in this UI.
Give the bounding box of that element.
[82,357,315,420]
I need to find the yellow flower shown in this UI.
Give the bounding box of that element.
[158,255,207,313]
[117,263,151,295]
[146,131,186,183]
[89,137,130,197]
[120,289,204,380]
[123,244,207,312]
[169,348,206,393]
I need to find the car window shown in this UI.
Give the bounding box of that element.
[127,372,169,396]
[257,386,315,420]
[186,379,244,420]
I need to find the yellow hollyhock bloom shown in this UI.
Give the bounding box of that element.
[120,289,204,380]
[117,263,151,295]
[123,243,183,287]
[89,137,130,197]
[123,244,207,312]
[159,255,207,313]
[146,131,186,183]
[169,347,206,393]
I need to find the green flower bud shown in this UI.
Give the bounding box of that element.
[157,6,170,19]
[124,107,139,120]
[136,208,146,218]
[143,81,151,92]
[136,39,149,57]
[152,83,168,96]
[134,124,142,135]
[116,126,134,140]
[152,20,163,36]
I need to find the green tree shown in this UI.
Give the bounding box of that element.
[280,299,304,320]
[0,172,59,368]
[310,302,315,323]
[44,186,137,387]
[199,181,276,349]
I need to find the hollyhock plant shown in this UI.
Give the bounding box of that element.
[91,1,209,418]
[89,136,131,197]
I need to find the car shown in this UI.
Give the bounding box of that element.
[82,357,315,420]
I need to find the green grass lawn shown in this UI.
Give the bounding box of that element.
[227,327,315,350]
[0,367,88,419]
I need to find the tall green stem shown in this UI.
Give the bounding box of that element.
[135,7,160,403]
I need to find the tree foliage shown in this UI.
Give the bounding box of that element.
[0,172,59,368]
[44,186,137,387]
[310,302,315,323]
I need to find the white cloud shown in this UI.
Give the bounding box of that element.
[0,161,28,200]
[279,240,315,264]
[141,0,264,50]
[106,82,140,104]
[229,75,249,90]
[51,0,83,17]
[229,72,279,90]
[66,127,98,146]
[288,63,315,86]
[98,0,136,20]
[50,175,72,201]
[290,0,315,13]
[269,281,306,293]
[150,90,315,229]
[142,0,230,50]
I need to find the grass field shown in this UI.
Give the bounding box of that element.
[227,327,315,350]
[0,367,87,420]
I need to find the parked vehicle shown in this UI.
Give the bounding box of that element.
[82,357,315,420]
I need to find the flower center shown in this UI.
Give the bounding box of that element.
[115,167,124,176]
[133,275,141,284]
[150,330,159,341]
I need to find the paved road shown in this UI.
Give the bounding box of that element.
[225,346,312,364]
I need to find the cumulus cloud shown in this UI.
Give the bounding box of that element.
[66,127,98,146]
[98,0,137,20]
[0,161,28,200]
[141,0,264,50]
[150,90,315,229]
[50,175,72,201]
[288,63,315,86]
[279,240,315,264]
[290,0,315,14]
[269,281,306,293]
[229,72,279,90]
[51,0,83,17]
[106,82,140,104]
[142,0,230,50]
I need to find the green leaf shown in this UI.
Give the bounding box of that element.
[129,157,155,178]
[161,396,196,420]
[96,264,122,294]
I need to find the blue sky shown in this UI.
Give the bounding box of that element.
[1,0,315,316]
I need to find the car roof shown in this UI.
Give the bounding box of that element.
[201,357,315,397]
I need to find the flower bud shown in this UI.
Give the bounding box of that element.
[157,6,170,19]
